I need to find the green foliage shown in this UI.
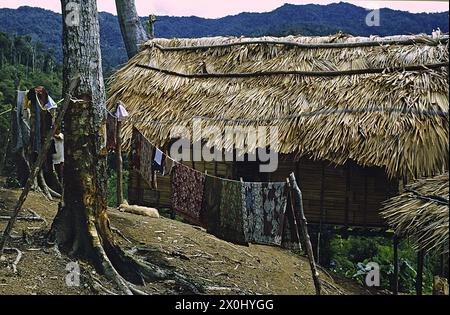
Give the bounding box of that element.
[106,153,129,208]
[328,235,440,294]
[107,168,129,208]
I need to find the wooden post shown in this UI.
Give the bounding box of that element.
[289,173,322,295]
[416,249,425,295]
[393,235,399,295]
[0,76,80,254]
[115,102,123,207]
[287,179,302,252]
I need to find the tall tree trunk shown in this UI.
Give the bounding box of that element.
[50,0,201,295]
[115,0,148,59]
[51,0,110,263]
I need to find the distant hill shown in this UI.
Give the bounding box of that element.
[0,3,448,69]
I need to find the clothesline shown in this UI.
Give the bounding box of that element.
[131,127,287,185]
[129,125,303,251]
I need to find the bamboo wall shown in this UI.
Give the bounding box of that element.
[235,155,399,227]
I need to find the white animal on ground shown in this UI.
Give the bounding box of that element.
[118,200,160,218]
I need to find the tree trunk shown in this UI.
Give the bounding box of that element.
[115,0,148,59]
[50,0,110,263]
[50,0,202,295]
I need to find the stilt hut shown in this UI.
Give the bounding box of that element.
[107,33,449,229]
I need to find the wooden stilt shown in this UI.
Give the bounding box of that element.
[416,249,425,295]
[0,76,80,254]
[393,235,399,295]
[289,173,321,295]
[115,102,123,207]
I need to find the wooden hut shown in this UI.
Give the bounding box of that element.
[107,33,449,229]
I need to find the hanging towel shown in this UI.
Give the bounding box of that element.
[116,103,129,122]
[280,189,302,250]
[152,149,165,174]
[171,164,206,227]
[130,128,142,171]
[154,149,163,166]
[203,175,223,236]
[46,96,58,110]
[139,132,154,187]
[242,182,288,246]
[131,128,155,187]
[217,180,247,245]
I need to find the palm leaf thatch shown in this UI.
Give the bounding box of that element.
[107,33,449,179]
[381,172,449,255]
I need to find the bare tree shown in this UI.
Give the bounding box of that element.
[115,0,148,59]
[50,0,200,295]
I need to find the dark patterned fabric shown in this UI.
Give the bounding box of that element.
[139,132,154,186]
[130,128,142,171]
[203,175,223,236]
[171,164,206,227]
[242,182,288,246]
[281,193,302,250]
[218,180,247,245]
[131,128,154,187]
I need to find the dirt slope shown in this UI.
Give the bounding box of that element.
[0,180,372,295]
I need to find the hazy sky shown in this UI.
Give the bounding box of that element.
[0,1,448,17]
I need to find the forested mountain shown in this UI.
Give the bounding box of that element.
[0,3,448,69]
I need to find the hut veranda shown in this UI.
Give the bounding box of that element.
[107,33,449,283]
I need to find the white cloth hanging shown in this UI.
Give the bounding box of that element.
[154,148,163,165]
[46,96,58,110]
[116,103,129,122]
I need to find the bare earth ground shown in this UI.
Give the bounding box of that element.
[0,178,373,295]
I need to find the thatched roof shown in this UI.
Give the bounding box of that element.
[107,33,449,179]
[381,172,449,255]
